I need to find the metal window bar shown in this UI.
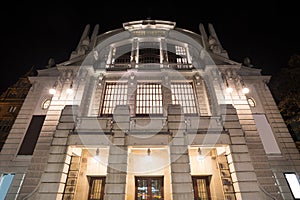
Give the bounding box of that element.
[171,82,197,114]
[136,83,162,115]
[101,83,127,115]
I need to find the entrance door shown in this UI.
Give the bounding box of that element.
[135,176,164,200]
[192,176,211,200]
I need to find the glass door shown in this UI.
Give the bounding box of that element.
[135,176,164,200]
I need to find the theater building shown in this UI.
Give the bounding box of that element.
[0,20,300,200]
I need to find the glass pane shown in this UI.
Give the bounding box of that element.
[136,177,163,200]
[137,179,148,200]
[102,83,127,115]
[171,83,197,114]
[136,83,162,115]
[151,179,162,200]
[196,179,208,199]
[89,179,102,200]
[88,177,105,200]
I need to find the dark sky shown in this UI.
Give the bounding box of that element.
[0,1,299,93]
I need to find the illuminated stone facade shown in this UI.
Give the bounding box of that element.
[0,20,300,200]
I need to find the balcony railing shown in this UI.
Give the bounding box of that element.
[105,63,194,71]
[73,115,223,134]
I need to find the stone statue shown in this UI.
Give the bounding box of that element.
[208,35,222,54]
[243,57,254,67]
[47,58,56,68]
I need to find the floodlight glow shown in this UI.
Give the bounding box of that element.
[242,87,250,94]
[66,88,73,94]
[49,88,56,95]
[226,87,233,93]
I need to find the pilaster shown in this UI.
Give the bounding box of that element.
[168,105,194,200]
[104,105,129,200]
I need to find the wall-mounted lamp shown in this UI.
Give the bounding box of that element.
[240,79,250,94]
[96,148,99,156]
[225,86,233,94]
[194,73,201,85]
[98,73,104,85]
[242,87,250,94]
[198,147,202,155]
[49,81,58,95]
[222,74,233,94]
[66,82,73,94]
[225,80,233,94]
[198,147,205,161]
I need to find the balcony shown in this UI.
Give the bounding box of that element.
[104,63,194,71]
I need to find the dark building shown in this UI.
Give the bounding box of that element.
[0,69,33,151]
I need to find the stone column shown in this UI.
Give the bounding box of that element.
[168,105,194,200]
[104,105,129,200]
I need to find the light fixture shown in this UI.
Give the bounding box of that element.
[98,73,104,85]
[147,148,151,156]
[198,147,205,161]
[198,147,202,155]
[194,73,201,85]
[49,81,58,95]
[222,74,233,93]
[240,78,250,94]
[66,83,73,94]
[49,88,56,95]
[242,87,250,94]
[99,73,104,81]
[225,87,233,93]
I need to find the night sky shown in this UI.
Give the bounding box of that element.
[0,1,299,94]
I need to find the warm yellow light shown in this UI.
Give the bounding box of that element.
[242,87,250,94]
[197,147,205,160]
[66,88,73,94]
[226,87,233,93]
[49,88,56,95]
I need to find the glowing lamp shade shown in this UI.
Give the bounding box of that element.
[242,87,250,94]
[66,88,73,94]
[225,87,233,93]
[284,172,300,199]
[49,88,56,95]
